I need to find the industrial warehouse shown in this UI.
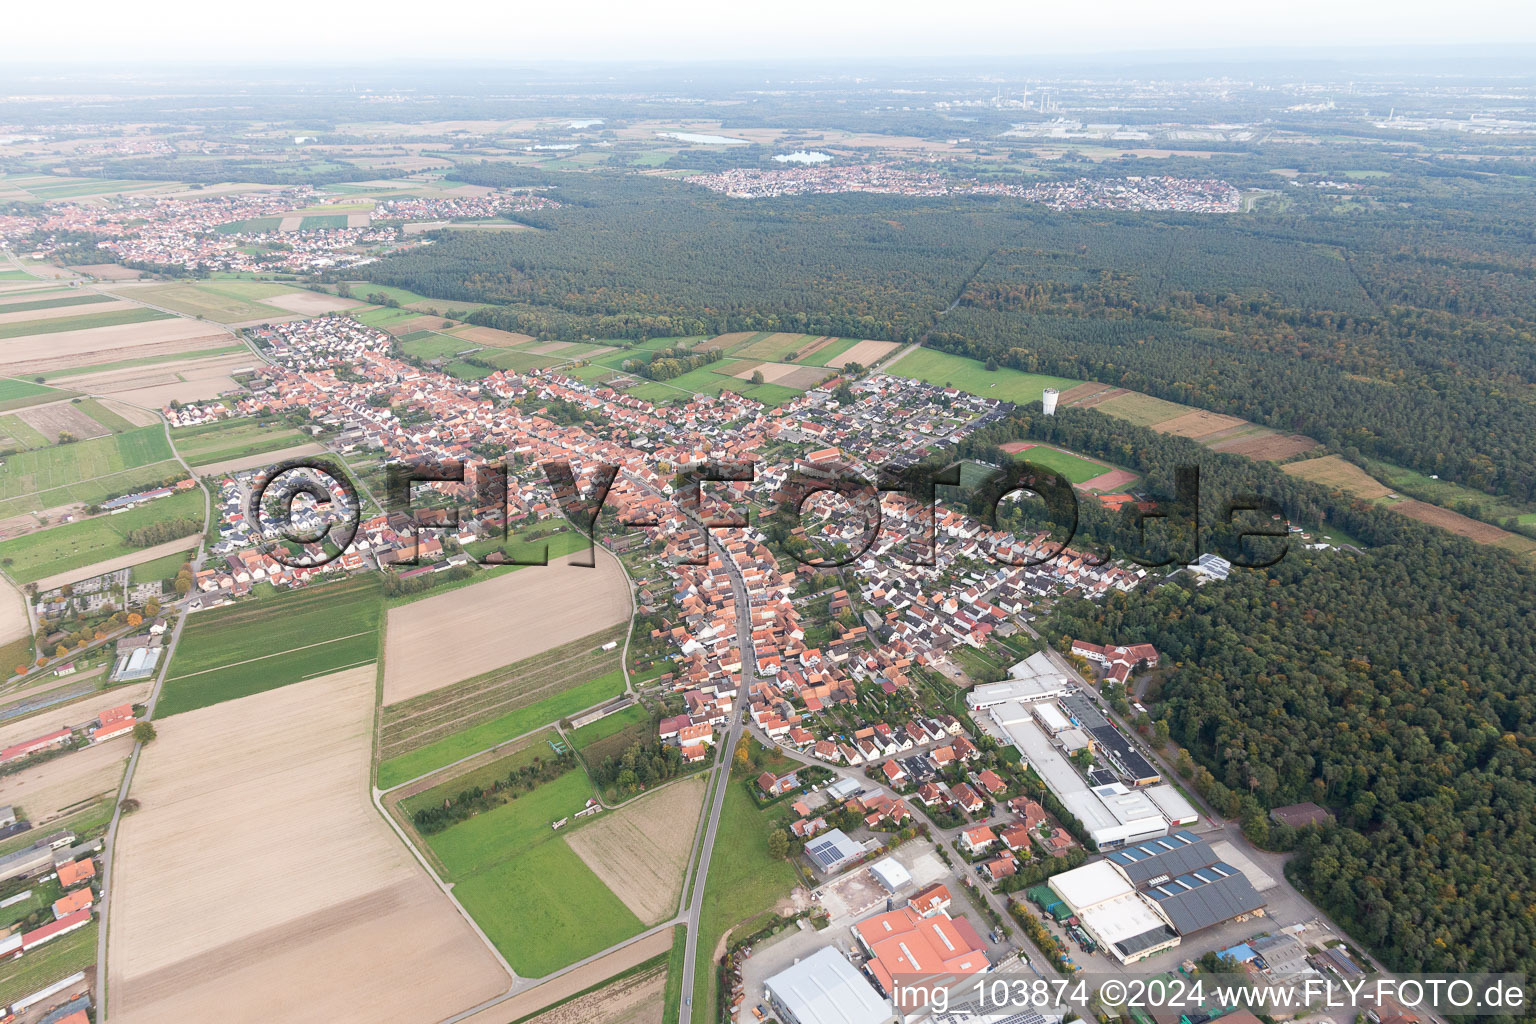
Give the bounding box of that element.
[972,653,1197,848]
[1046,832,1268,963]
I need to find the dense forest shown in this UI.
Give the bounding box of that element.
[362,163,1536,508]
[967,405,1536,988]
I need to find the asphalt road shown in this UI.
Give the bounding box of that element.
[676,521,755,1024]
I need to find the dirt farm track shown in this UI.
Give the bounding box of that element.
[105,664,509,1023]
[382,547,632,705]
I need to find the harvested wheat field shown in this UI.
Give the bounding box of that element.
[451,930,675,1024]
[1150,408,1249,440]
[73,263,145,281]
[1392,499,1520,546]
[49,353,250,397]
[0,577,31,648]
[452,325,537,347]
[382,548,631,704]
[1210,431,1319,461]
[1055,381,1113,406]
[106,664,510,1024]
[263,291,363,315]
[731,361,822,388]
[277,215,304,232]
[0,740,128,824]
[567,776,705,925]
[0,319,231,375]
[827,339,899,369]
[1281,455,1392,500]
[16,400,110,442]
[520,961,666,1024]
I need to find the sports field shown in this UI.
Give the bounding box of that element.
[156,577,383,717]
[426,766,644,976]
[1007,445,1117,485]
[0,487,202,583]
[886,348,1081,404]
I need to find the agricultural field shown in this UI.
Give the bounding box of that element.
[726,331,820,361]
[0,920,97,1007]
[381,547,630,704]
[569,703,651,749]
[1281,455,1394,500]
[0,739,128,825]
[0,292,113,315]
[0,424,171,502]
[792,336,861,367]
[170,417,312,466]
[0,306,171,340]
[109,280,299,323]
[0,377,79,413]
[1364,457,1536,527]
[1092,391,1193,427]
[424,766,644,976]
[886,349,1081,404]
[0,487,202,583]
[377,625,627,789]
[0,316,234,377]
[395,728,562,821]
[156,577,383,717]
[566,776,706,925]
[106,665,510,1024]
[517,958,667,1024]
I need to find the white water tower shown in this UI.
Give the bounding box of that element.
[1041,387,1059,415]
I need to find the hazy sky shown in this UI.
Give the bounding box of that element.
[7,0,1536,64]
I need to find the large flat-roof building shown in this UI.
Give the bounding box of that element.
[1106,831,1267,936]
[764,946,896,1024]
[988,709,1167,848]
[1048,860,1179,964]
[966,652,1073,710]
[1050,832,1268,961]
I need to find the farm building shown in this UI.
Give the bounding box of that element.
[764,945,895,1024]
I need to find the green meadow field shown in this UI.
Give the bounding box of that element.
[156,577,383,717]
[0,486,202,583]
[426,766,643,976]
[886,348,1081,404]
[0,307,170,340]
